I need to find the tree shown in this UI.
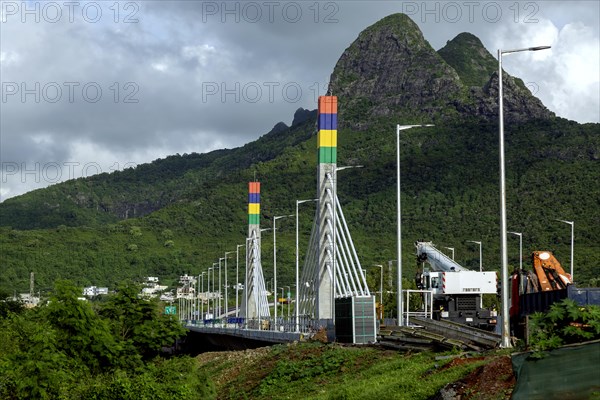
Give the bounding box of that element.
[0,290,24,319]
[99,283,186,360]
[44,280,122,373]
[529,299,600,357]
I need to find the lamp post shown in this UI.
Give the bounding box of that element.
[498,45,551,348]
[467,241,482,271]
[556,220,574,280]
[208,267,213,320]
[508,232,523,271]
[212,262,218,318]
[296,198,318,332]
[396,124,434,326]
[218,258,225,318]
[373,264,383,305]
[236,244,245,318]
[201,271,206,320]
[273,214,293,330]
[224,251,235,320]
[443,247,455,260]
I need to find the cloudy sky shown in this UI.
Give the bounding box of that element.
[1,1,598,201]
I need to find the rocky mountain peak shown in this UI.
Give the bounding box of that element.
[327,14,554,127]
[291,108,317,127]
[438,32,498,88]
[328,13,463,128]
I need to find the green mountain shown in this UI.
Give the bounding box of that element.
[438,32,498,88]
[1,14,598,294]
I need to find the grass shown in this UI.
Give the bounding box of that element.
[197,343,493,400]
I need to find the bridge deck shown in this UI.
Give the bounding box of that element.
[186,324,303,346]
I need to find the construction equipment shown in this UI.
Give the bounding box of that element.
[415,242,498,330]
[509,251,572,320]
[510,251,574,338]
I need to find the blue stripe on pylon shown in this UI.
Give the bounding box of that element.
[318,113,337,131]
[248,193,260,203]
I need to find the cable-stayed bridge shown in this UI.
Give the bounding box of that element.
[177,96,377,349]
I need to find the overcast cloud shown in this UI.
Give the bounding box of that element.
[1,1,598,201]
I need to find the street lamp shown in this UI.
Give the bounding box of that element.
[498,44,551,348]
[273,214,293,329]
[225,251,235,320]
[296,198,318,332]
[373,265,383,305]
[201,271,206,320]
[396,124,434,326]
[208,267,213,320]
[556,219,574,280]
[236,244,245,318]
[219,258,226,318]
[508,232,523,271]
[442,246,455,260]
[467,241,482,271]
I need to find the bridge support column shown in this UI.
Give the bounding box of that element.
[241,182,270,321]
[316,96,338,320]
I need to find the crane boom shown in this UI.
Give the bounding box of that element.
[416,242,469,272]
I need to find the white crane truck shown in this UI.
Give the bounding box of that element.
[415,241,498,330]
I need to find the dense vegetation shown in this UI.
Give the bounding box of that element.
[1,114,598,306]
[1,14,598,310]
[0,282,215,400]
[528,299,600,357]
[197,341,508,400]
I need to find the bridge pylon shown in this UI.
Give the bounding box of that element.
[240,182,270,321]
[299,96,371,321]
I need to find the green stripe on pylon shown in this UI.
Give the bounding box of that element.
[248,214,260,225]
[318,147,337,164]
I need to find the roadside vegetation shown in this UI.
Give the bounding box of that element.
[0,281,215,400]
[197,342,506,400]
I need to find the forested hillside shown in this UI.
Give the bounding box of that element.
[1,14,598,295]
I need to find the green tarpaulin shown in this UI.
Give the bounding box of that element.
[511,340,600,399]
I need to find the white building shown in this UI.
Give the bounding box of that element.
[83,286,109,297]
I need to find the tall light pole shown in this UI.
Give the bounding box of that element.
[236,244,245,318]
[443,247,455,260]
[208,267,213,319]
[556,219,574,280]
[224,251,235,319]
[201,271,206,320]
[396,124,434,326]
[273,214,293,330]
[373,265,383,305]
[219,258,225,318]
[296,198,318,332]
[498,45,551,348]
[467,240,482,271]
[212,262,218,317]
[508,232,523,271]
